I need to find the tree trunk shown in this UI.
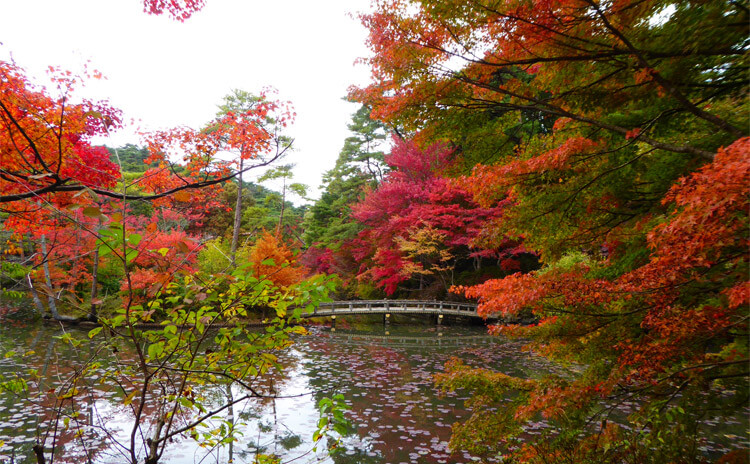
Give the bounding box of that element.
[226,384,235,462]
[88,219,102,321]
[39,235,59,319]
[32,444,46,464]
[276,176,286,238]
[88,247,100,321]
[145,415,165,464]
[28,273,46,315]
[230,157,244,267]
[39,235,76,322]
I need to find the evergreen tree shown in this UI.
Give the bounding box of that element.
[303,104,388,248]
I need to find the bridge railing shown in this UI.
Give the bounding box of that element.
[310,300,478,316]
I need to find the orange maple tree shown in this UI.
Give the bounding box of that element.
[246,231,305,289]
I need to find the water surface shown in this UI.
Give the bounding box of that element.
[0,318,746,463]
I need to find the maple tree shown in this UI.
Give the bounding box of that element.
[0,61,122,204]
[351,0,745,155]
[247,230,306,290]
[0,61,295,325]
[5,207,102,320]
[0,66,336,464]
[350,137,519,296]
[123,228,201,299]
[0,61,124,319]
[0,62,282,211]
[352,0,749,461]
[204,89,295,265]
[0,0,747,460]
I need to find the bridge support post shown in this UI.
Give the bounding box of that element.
[383,313,390,327]
[330,315,336,331]
[437,314,444,326]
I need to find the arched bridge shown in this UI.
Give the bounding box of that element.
[301,300,481,319]
[326,332,497,348]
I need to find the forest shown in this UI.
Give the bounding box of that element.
[0,0,747,463]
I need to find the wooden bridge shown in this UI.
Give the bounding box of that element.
[325,332,497,347]
[301,300,481,319]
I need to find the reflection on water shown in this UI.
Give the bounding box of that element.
[0,319,747,463]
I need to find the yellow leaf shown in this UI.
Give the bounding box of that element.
[123,390,137,406]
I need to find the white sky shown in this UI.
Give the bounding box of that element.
[0,0,374,202]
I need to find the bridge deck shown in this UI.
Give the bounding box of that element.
[302,300,481,318]
[326,333,497,347]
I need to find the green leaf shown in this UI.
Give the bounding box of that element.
[147,343,164,359]
[261,258,276,266]
[125,249,139,264]
[98,244,113,256]
[128,233,142,246]
[88,327,103,339]
[333,423,348,435]
[108,224,124,239]
[178,397,193,408]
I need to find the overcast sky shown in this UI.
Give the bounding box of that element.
[0,0,374,202]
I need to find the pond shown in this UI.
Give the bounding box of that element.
[0,317,747,464]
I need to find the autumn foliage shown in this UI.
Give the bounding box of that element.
[0,0,748,461]
[246,231,305,289]
[0,61,121,205]
[349,137,518,295]
[0,59,300,321]
[352,0,748,461]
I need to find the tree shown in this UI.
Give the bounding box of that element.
[0,61,122,205]
[0,4,348,463]
[338,104,388,185]
[350,137,516,296]
[0,64,341,464]
[0,63,281,209]
[0,61,128,320]
[351,0,745,159]
[353,0,748,461]
[302,105,388,250]
[203,89,294,266]
[109,144,150,172]
[247,230,306,290]
[1,261,336,464]
[0,65,290,325]
[258,164,308,239]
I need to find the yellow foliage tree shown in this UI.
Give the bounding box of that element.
[395,224,455,290]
